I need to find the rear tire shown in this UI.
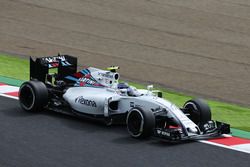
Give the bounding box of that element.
[126,107,155,139]
[19,81,48,112]
[183,99,211,130]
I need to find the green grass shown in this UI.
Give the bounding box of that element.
[1,54,250,132]
[0,54,29,81]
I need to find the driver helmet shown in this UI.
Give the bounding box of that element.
[117,82,129,89]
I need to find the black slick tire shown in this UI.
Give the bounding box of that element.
[19,81,48,112]
[126,107,155,139]
[183,99,211,130]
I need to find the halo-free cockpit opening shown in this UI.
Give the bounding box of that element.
[117,83,142,97]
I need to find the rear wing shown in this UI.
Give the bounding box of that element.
[30,54,77,82]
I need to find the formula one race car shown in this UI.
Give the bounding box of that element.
[19,54,230,141]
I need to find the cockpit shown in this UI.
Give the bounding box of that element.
[117,83,142,97]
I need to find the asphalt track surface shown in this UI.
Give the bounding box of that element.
[1,0,250,106]
[1,96,250,167]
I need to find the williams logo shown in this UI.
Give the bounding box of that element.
[75,96,97,107]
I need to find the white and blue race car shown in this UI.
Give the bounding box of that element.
[19,55,230,140]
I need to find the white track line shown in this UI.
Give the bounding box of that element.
[200,140,250,154]
[0,93,18,100]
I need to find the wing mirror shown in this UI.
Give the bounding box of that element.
[147,85,163,98]
[147,85,154,91]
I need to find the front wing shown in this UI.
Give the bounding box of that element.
[153,121,230,141]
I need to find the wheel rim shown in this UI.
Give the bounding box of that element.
[19,84,35,110]
[184,102,200,125]
[127,109,144,137]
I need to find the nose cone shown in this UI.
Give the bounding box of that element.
[187,126,199,134]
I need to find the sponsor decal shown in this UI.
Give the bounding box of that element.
[130,102,135,107]
[75,96,97,107]
[41,56,71,68]
[42,55,66,63]
[76,77,104,87]
[129,102,141,108]
[98,72,114,79]
[78,78,96,85]
[157,129,170,137]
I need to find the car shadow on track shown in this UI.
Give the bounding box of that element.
[112,135,194,147]
[4,106,127,133]
[4,107,195,147]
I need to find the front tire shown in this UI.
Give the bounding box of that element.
[126,107,155,139]
[183,99,211,130]
[19,81,48,112]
